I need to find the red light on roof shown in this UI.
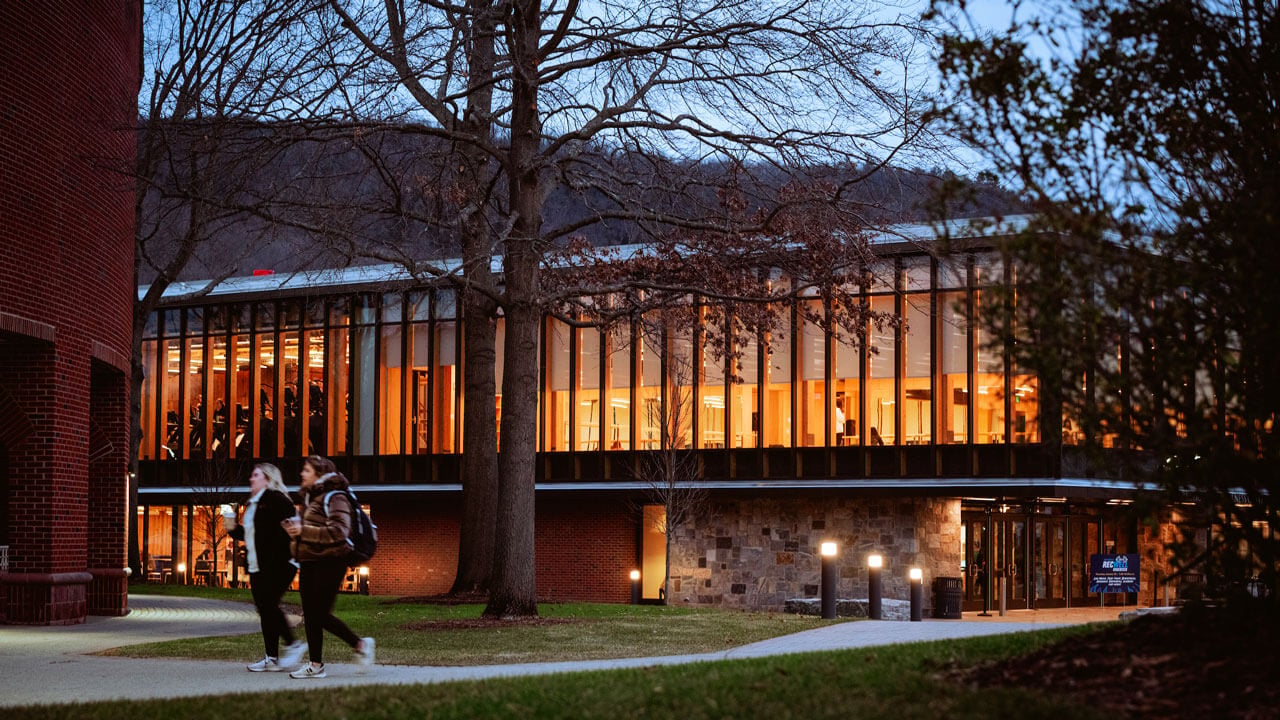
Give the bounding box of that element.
[252,269,275,276]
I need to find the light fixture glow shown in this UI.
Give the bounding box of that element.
[820,542,838,557]
[868,554,883,568]
[359,566,370,576]
[909,567,923,581]
[629,569,641,581]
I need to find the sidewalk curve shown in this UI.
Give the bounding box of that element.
[0,594,1123,708]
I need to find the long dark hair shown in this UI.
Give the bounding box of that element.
[303,455,337,477]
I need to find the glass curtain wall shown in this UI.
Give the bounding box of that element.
[544,318,571,452]
[328,298,351,456]
[637,316,663,450]
[974,254,1007,444]
[207,308,230,457]
[138,249,1052,463]
[866,294,896,446]
[730,323,759,448]
[604,322,631,450]
[432,291,458,454]
[798,299,825,447]
[577,325,602,451]
[139,312,159,460]
[763,306,792,448]
[379,293,403,454]
[302,299,327,455]
[182,309,204,459]
[697,308,726,449]
[280,302,303,457]
[831,295,860,446]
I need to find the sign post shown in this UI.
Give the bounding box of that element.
[1090,553,1141,607]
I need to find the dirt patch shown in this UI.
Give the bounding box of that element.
[401,616,583,631]
[961,603,1279,719]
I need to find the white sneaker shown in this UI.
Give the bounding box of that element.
[279,640,307,669]
[355,637,375,672]
[246,656,280,672]
[290,663,326,679]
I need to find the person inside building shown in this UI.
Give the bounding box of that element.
[224,463,307,672]
[283,455,374,679]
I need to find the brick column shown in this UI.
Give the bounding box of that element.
[88,363,130,616]
[0,340,91,624]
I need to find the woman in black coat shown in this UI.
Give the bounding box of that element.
[225,463,307,672]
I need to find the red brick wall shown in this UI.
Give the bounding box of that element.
[368,494,638,603]
[535,496,637,603]
[366,497,462,597]
[0,1,139,624]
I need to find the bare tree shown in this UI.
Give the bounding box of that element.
[129,0,370,571]
[630,311,708,603]
[328,0,942,617]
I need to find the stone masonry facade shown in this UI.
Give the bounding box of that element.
[665,494,962,614]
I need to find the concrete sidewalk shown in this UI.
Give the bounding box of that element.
[0,595,1127,708]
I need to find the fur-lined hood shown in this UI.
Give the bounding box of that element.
[307,471,349,499]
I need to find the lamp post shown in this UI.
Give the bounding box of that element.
[820,542,838,619]
[629,569,641,605]
[909,567,924,622]
[868,554,883,620]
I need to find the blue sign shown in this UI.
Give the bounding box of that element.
[1089,553,1141,593]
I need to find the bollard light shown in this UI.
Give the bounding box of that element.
[176,562,187,585]
[909,567,923,622]
[867,554,883,620]
[629,569,642,605]
[820,542,838,619]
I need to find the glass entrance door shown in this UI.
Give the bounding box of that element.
[962,512,1030,612]
[1069,518,1100,606]
[1034,518,1068,608]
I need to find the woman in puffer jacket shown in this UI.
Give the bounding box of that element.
[282,455,374,679]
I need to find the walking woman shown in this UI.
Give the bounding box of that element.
[283,455,374,679]
[224,463,307,672]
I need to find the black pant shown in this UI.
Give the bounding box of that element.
[299,557,360,664]
[250,564,297,657]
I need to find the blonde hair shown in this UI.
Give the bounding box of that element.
[255,463,289,494]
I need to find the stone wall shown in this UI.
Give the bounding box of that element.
[665,495,962,612]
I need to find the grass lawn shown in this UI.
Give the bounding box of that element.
[117,584,839,665]
[17,626,1102,719]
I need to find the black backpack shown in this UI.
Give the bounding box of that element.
[324,489,378,567]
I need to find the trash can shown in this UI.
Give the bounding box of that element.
[932,576,963,619]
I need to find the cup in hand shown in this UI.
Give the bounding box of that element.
[282,515,302,536]
[220,504,236,531]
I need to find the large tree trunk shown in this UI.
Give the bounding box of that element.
[484,0,542,617]
[447,0,501,596]
[485,295,539,617]
[451,286,498,595]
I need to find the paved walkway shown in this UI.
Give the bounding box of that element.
[0,595,1132,708]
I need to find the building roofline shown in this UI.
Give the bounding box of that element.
[139,214,1038,303]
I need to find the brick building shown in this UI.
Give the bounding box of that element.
[0,1,140,624]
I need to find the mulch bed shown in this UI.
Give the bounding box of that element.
[400,616,582,631]
[959,603,1279,719]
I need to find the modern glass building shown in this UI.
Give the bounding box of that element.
[135,217,1171,612]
